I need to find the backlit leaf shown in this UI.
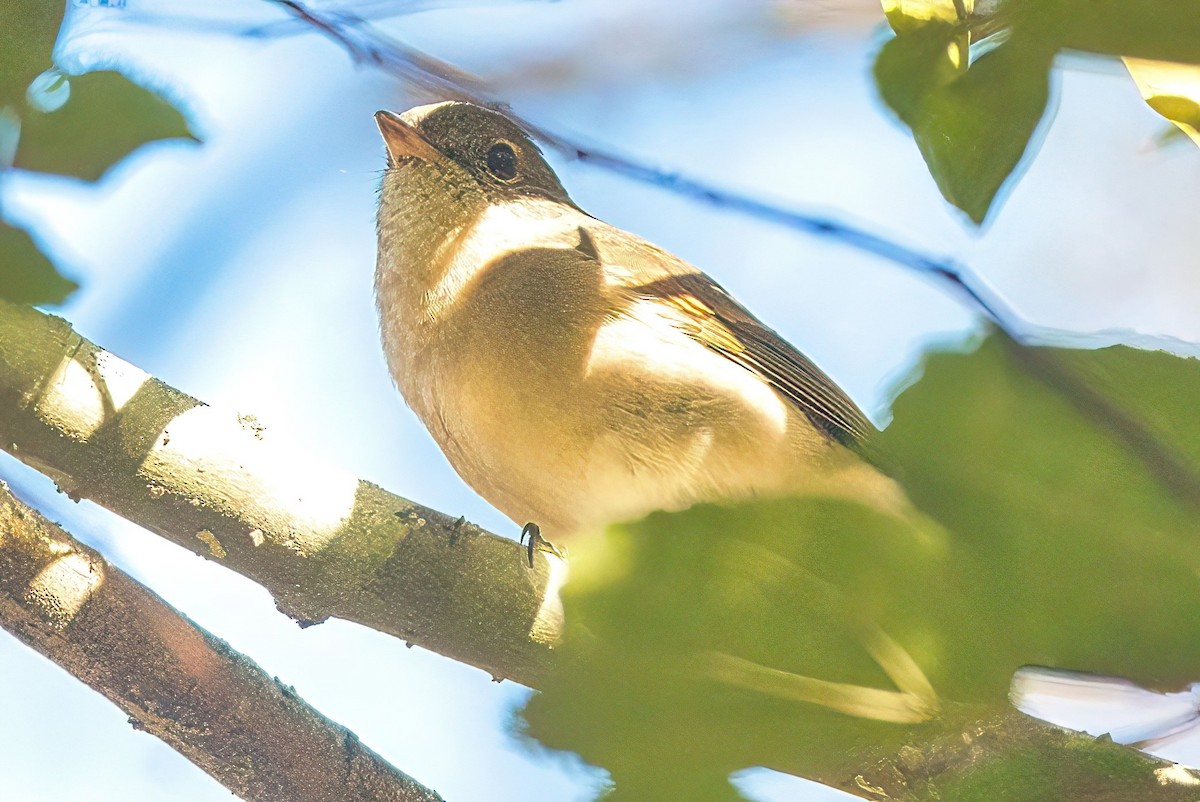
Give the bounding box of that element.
[0,0,65,105]
[873,0,1200,224]
[14,71,195,182]
[521,336,1200,800]
[1125,58,1200,147]
[0,222,77,306]
[882,0,973,35]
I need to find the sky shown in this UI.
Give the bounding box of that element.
[2,1,1200,800]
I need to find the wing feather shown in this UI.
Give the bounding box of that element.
[633,273,872,447]
[575,224,873,447]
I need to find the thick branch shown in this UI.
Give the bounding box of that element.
[823,707,1200,802]
[0,300,561,687]
[0,481,443,802]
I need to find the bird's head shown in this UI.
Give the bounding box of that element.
[375,101,571,212]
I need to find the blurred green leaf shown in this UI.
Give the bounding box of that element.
[0,222,77,306]
[874,0,1200,224]
[1030,0,1200,64]
[0,0,65,105]
[14,71,195,182]
[913,41,1051,225]
[523,499,950,801]
[0,1,198,307]
[521,336,1200,800]
[877,337,1200,692]
[876,28,1051,224]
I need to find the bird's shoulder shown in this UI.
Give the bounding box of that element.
[575,217,873,448]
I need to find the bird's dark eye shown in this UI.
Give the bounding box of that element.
[485,141,518,181]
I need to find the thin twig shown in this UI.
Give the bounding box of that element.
[274,0,485,98]
[522,133,1029,334]
[266,0,1022,335]
[75,1,551,40]
[265,0,1200,522]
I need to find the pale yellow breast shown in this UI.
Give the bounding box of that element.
[385,198,897,537]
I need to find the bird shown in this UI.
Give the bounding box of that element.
[373,101,904,557]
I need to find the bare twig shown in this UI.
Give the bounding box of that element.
[264,0,1200,502]
[72,0,553,39]
[266,0,1023,335]
[520,135,1029,335]
[0,481,444,802]
[274,0,485,98]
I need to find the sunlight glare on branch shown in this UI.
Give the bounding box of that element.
[530,553,567,645]
[34,350,152,441]
[24,551,105,630]
[141,405,361,557]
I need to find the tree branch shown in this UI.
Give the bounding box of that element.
[4,303,1195,800]
[0,480,444,802]
[0,299,562,688]
[823,707,1200,802]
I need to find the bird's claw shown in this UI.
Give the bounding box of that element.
[519,522,566,567]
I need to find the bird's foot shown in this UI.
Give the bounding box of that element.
[519,522,566,567]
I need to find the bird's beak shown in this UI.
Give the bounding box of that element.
[375,110,443,165]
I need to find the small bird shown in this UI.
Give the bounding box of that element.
[374,101,902,553]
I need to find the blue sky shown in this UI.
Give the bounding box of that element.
[2,1,1200,800]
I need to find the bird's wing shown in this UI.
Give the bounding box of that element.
[577,226,873,447]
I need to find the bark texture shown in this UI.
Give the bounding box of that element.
[0,300,561,688]
[0,481,444,802]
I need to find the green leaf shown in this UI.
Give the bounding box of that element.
[1030,0,1200,64]
[0,222,77,306]
[0,0,66,105]
[873,0,1200,224]
[521,336,1200,799]
[0,4,197,306]
[14,71,195,182]
[916,40,1052,225]
[874,21,963,126]
[1125,58,1200,147]
[875,24,1052,224]
[882,0,974,35]
[877,337,1200,690]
